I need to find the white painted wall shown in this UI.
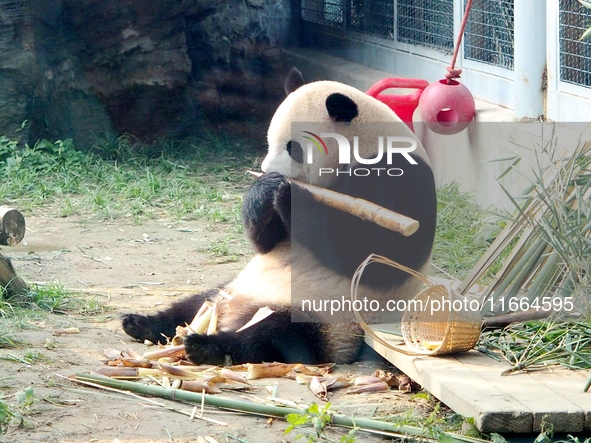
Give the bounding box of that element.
[285,48,588,211]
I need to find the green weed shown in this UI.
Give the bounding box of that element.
[0,351,46,365]
[0,280,107,346]
[24,281,76,313]
[0,323,20,348]
[0,387,35,435]
[285,402,359,443]
[0,399,15,434]
[204,235,248,264]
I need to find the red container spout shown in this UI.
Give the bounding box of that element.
[366,78,429,132]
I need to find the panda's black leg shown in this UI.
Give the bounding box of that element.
[184,310,325,364]
[242,172,290,253]
[121,290,215,345]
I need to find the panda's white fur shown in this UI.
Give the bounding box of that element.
[259,79,432,323]
[214,243,365,363]
[263,80,431,188]
[122,74,437,365]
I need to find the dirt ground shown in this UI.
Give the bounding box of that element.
[1,215,436,443]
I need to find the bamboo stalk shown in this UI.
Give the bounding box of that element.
[73,374,489,443]
[247,171,419,237]
[457,219,526,295]
[522,251,559,303]
[502,238,548,301]
[485,236,547,316]
[76,373,304,417]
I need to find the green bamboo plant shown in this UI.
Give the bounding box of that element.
[464,127,591,319]
[474,125,591,376]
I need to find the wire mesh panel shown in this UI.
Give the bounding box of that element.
[464,0,514,70]
[349,0,394,39]
[301,0,344,25]
[397,0,454,53]
[559,0,591,87]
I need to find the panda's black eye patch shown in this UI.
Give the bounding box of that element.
[326,93,358,122]
[286,140,304,163]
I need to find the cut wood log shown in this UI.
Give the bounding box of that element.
[0,207,26,246]
[0,254,28,297]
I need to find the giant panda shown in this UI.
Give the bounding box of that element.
[122,69,437,365]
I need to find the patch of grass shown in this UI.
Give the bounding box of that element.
[0,351,47,365]
[0,323,20,349]
[205,235,249,263]
[0,286,14,318]
[0,131,260,230]
[479,319,591,373]
[206,236,235,257]
[24,281,77,313]
[0,282,108,346]
[433,183,503,282]
[285,402,359,443]
[0,385,38,435]
[26,283,108,315]
[1,281,82,315]
[76,295,110,316]
[0,398,15,434]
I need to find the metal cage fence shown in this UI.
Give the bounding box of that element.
[301,0,344,26]
[397,0,454,53]
[464,0,514,70]
[301,0,515,66]
[349,0,394,39]
[559,0,591,87]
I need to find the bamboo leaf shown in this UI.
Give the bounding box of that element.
[481,155,520,163]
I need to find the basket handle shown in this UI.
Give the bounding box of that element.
[350,254,432,356]
[354,254,434,287]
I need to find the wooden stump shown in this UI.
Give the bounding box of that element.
[0,254,28,297]
[0,207,26,246]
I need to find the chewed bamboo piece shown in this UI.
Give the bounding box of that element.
[98,341,415,398]
[247,171,419,237]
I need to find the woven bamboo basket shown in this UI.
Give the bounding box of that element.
[352,254,482,356]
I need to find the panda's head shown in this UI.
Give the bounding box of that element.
[262,73,429,187]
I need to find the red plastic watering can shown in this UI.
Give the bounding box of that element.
[366,78,429,132]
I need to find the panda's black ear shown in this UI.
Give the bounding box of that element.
[326,93,358,122]
[284,67,304,95]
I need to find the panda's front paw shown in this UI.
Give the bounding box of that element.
[243,172,291,253]
[184,334,228,366]
[122,314,159,343]
[273,179,291,230]
[257,171,289,194]
[243,172,287,221]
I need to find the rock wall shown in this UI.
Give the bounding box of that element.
[0,0,38,143]
[0,0,295,149]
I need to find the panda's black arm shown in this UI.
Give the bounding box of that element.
[184,310,326,365]
[122,291,214,345]
[242,172,290,253]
